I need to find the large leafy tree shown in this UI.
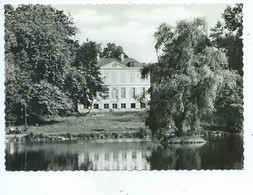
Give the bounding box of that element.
[5,4,77,125]
[5,5,104,125]
[142,18,240,137]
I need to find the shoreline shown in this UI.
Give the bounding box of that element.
[5,130,242,143]
[161,135,207,146]
[5,131,150,142]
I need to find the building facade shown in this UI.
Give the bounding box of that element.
[78,54,150,112]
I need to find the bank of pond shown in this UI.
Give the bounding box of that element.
[6,131,148,142]
[5,129,242,143]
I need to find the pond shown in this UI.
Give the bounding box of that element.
[5,135,243,171]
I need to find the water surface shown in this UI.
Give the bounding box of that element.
[5,135,243,171]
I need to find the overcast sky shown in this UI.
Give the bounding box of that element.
[54,4,231,63]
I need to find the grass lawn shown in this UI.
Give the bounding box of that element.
[24,111,148,135]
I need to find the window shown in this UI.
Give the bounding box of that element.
[141,103,146,108]
[128,62,134,67]
[103,87,109,99]
[121,72,125,82]
[130,87,136,98]
[95,153,99,161]
[132,151,137,159]
[113,103,117,108]
[121,87,126,98]
[141,87,145,95]
[122,152,127,160]
[111,88,118,99]
[130,72,135,83]
[94,104,99,109]
[121,103,126,108]
[131,103,136,108]
[112,72,117,83]
[113,152,118,160]
[104,104,109,109]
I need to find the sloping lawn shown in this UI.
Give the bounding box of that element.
[25,111,148,135]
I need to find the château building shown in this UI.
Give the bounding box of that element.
[78,53,150,112]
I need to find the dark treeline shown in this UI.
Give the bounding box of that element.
[141,4,243,137]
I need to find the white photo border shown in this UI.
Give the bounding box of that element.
[0,0,252,194]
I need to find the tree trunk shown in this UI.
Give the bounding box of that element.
[190,99,200,132]
[174,110,187,137]
[175,121,184,137]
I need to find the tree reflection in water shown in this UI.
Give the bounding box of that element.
[5,136,243,171]
[146,144,202,170]
[147,135,243,170]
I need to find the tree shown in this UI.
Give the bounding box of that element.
[210,4,243,76]
[223,4,243,37]
[67,40,107,108]
[142,18,240,137]
[5,5,105,125]
[215,76,243,132]
[5,4,77,124]
[210,4,243,132]
[101,42,128,59]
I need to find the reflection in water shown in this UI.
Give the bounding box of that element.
[147,145,202,170]
[5,135,243,171]
[77,149,151,171]
[147,135,243,170]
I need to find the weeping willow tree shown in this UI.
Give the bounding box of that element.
[142,18,240,137]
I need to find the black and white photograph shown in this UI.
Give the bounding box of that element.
[3,3,245,171]
[2,1,253,194]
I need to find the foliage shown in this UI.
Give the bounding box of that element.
[142,18,241,137]
[31,81,74,116]
[223,4,243,37]
[101,42,128,59]
[210,4,243,76]
[215,76,243,132]
[5,5,104,126]
[210,4,243,132]
[68,41,107,107]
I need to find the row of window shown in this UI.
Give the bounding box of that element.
[93,103,146,109]
[103,72,148,83]
[109,87,146,99]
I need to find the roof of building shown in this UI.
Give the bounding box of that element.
[97,57,143,68]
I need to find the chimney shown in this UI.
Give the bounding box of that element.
[120,53,124,62]
[97,53,100,62]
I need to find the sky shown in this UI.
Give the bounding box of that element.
[53,4,230,63]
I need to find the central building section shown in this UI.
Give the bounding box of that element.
[92,55,150,111]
